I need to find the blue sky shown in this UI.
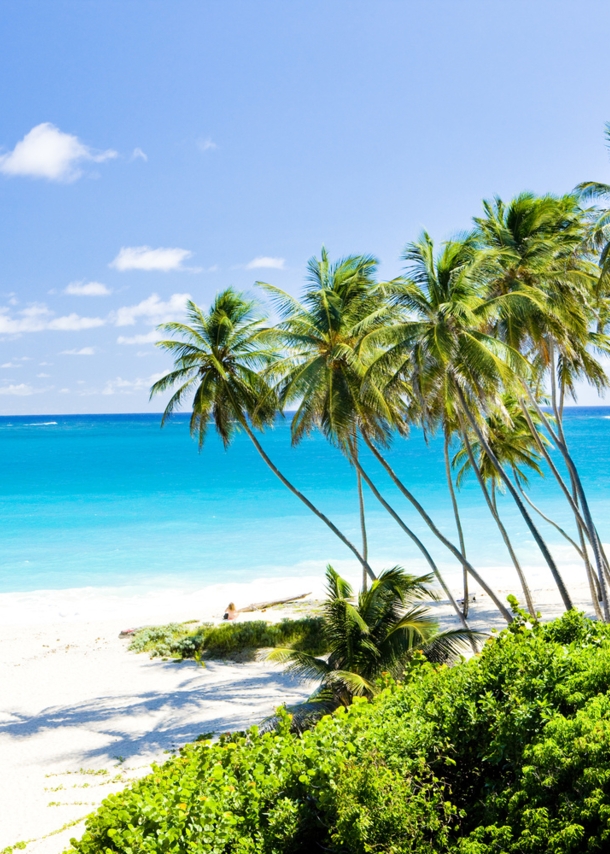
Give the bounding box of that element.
[2,0,610,414]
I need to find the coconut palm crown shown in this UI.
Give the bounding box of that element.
[150,289,279,447]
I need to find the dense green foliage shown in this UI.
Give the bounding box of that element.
[72,611,610,853]
[129,617,326,660]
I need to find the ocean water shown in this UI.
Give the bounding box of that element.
[0,409,609,595]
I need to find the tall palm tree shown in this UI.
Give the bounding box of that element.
[269,564,475,722]
[260,249,490,626]
[367,231,574,613]
[474,192,610,616]
[149,288,375,581]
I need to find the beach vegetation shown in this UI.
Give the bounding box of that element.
[70,610,610,853]
[268,564,474,725]
[128,617,326,660]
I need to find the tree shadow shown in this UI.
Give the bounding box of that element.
[1,661,310,764]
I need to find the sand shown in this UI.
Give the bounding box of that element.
[0,562,600,853]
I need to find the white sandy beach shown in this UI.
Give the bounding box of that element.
[0,561,600,853]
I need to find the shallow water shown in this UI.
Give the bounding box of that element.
[0,409,608,594]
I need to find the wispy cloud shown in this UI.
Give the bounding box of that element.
[197,137,217,153]
[64,281,111,297]
[61,347,96,355]
[117,331,162,346]
[0,383,35,396]
[102,372,164,396]
[131,147,148,161]
[0,123,117,182]
[245,256,285,270]
[110,246,196,272]
[113,293,190,327]
[0,304,105,334]
[0,291,190,338]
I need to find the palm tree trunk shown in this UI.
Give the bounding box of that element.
[239,419,377,583]
[517,406,603,618]
[569,481,606,619]
[523,387,608,618]
[356,469,369,593]
[456,386,574,612]
[459,429,536,617]
[549,349,607,616]
[519,401,592,534]
[352,459,481,632]
[444,428,468,617]
[350,437,370,593]
[360,431,512,622]
[514,475,585,559]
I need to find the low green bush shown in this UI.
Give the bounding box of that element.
[129,617,326,660]
[72,610,610,853]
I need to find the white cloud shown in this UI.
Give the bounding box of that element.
[1,362,19,368]
[47,314,105,331]
[64,281,111,296]
[113,292,190,327]
[131,147,148,161]
[0,303,105,334]
[245,256,285,270]
[61,347,95,355]
[197,137,217,152]
[37,373,50,378]
[59,388,70,394]
[0,123,117,182]
[0,383,34,396]
[117,330,162,345]
[110,246,195,272]
[102,372,164,396]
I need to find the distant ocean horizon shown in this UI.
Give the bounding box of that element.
[0,408,609,595]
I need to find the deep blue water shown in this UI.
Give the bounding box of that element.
[0,409,609,593]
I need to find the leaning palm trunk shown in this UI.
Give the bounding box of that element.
[352,459,480,632]
[238,418,376,583]
[459,429,536,617]
[360,432,512,622]
[356,469,369,592]
[351,438,370,593]
[519,401,606,617]
[514,471,586,559]
[523,388,608,618]
[444,429,468,617]
[514,473,603,616]
[455,386,574,612]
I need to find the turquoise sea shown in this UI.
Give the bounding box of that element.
[0,410,609,594]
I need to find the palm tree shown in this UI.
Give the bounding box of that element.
[269,564,475,722]
[363,234,542,619]
[474,191,609,616]
[149,288,375,581]
[260,249,485,627]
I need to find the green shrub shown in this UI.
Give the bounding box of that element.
[72,611,610,853]
[129,617,326,660]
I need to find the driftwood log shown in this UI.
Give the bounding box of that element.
[235,592,311,613]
